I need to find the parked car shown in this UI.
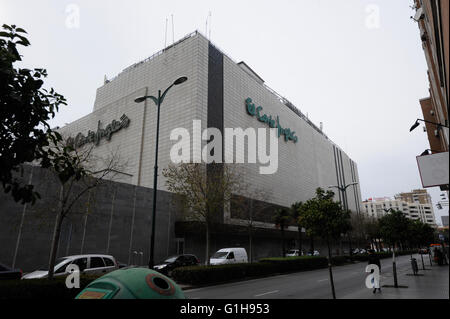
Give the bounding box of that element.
[0,262,22,280]
[21,254,118,279]
[358,249,367,254]
[153,254,199,276]
[286,249,303,257]
[307,250,320,256]
[210,248,248,265]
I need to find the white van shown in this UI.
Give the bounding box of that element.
[210,248,248,265]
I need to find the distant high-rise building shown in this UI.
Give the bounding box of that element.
[394,189,432,205]
[362,190,436,226]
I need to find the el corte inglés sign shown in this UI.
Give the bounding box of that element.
[67,114,130,148]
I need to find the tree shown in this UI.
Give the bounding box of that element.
[273,208,291,257]
[297,188,351,299]
[407,219,435,270]
[47,143,125,280]
[163,163,245,265]
[378,210,410,288]
[364,216,381,251]
[290,201,305,255]
[0,24,67,204]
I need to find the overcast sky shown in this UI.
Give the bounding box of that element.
[1,0,448,224]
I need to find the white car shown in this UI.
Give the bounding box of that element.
[210,248,248,265]
[22,254,118,279]
[307,250,320,256]
[286,249,303,257]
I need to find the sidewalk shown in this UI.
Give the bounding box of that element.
[345,260,449,299]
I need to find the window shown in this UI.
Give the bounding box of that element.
[103,258,114,267]
[227,252,235,259]
[55,260,71,274]
[71,258,88,271]
[90,257,105,269]
[176,256,186,263]
[188,256,199,264]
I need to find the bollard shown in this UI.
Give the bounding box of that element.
[75,268,185,299]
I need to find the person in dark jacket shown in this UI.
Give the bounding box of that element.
[368,249,381,293]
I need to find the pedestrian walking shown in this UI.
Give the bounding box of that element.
[368,249,381,293]
[435,248,444,266]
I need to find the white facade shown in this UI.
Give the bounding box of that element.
[362,199,436,225]
[59,31,362,211]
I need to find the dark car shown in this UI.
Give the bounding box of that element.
[0,262,22,280]
[153,254,199,276]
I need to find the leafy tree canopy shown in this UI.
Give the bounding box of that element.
[0,24,67,204]
[378,210,410,246]
[298,188,352,241]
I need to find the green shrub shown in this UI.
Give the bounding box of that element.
[172,251,418,286]
[171,263,248,285]
[259,256,328,272]
[172,256,329,285]
[331,255,351,266]
[350,250,417,262]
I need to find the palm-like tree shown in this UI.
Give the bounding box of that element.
[274,208,291,257]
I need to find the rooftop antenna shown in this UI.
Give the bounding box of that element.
[208,11,212,40]
[164,18,168,48]
[171,14,174,44]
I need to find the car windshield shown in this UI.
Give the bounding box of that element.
[164,256,179,263]
[37,257,69,271]
[212,252,228,259]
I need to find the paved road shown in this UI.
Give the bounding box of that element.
[184,254,449,299]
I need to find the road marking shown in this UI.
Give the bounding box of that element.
[254,290,279,297]
[318,279,328,282]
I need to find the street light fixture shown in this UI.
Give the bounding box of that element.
[328,182,358,211]
[420,149,442,156]
[135,76,188,269]
[409,118,448,132]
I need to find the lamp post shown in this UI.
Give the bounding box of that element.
[328,182,358,255]
[409,118,448,132]
[135,76,188,268]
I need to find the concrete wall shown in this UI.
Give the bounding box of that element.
[0,165,179,272]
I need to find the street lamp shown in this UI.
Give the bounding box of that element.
[328,182,358,255]
[135,76,188,268]
[328,182,358,211]
[420,149,443,156]
[409,118,448,132]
